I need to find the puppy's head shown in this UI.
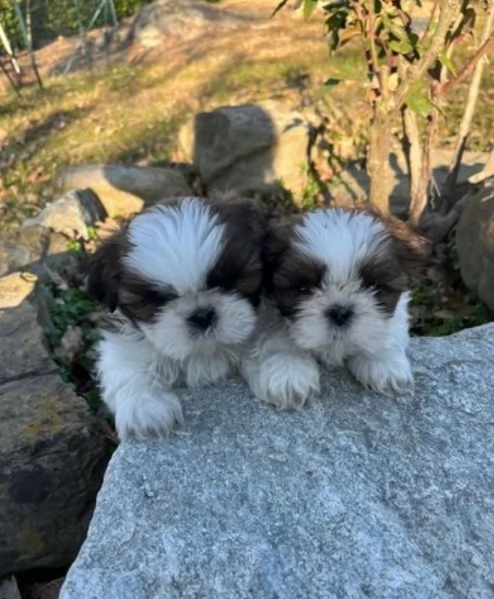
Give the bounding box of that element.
[86,195,267,359]
[264,207,430,357]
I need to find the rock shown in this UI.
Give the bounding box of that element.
[55,164,192,218]
[179,101,311,199]
[0,226,68,278]
[131,0,240,48]
[0,273,108,576]
[23,189,107,240]
[61,325,494,599]
[456,184,494,311]
[333,149,491,215]
[0,272,53,381]
[0,576,21,599]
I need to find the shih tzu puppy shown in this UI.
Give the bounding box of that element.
[86,193,266,441]
[242,207,430,410]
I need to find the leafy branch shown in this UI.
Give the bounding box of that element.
[274,0,494,239]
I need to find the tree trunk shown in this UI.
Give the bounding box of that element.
[402,107,423,219]
[445,0,494,196]
[367,110,393,215]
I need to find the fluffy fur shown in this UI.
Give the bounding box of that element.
[242,207,430,409]
[86,193,267,441]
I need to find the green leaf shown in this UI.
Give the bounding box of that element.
[389,39,413,54]
[325,9,349,52]
[438,50,457,76]
[323,78,341,88]
[389,22,410,44]
[303,0,318,20]
[406,83,433,117]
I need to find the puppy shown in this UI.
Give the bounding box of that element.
[86,194,266,441]
[242,207,430,409]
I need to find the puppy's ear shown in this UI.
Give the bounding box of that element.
[385,216,433,282]
[211,193,270,243]
[262,214,294,291]
[84,231,126,312]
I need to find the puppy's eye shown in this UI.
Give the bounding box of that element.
[296,285,312,295]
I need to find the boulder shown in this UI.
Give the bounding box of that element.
[0,226,68,278]
[61,325,494,599]
[179,101,311,199]
[456,183,494,311]
[0,273,108,576]
[23,189,107,240]
[54,164,192,218]
[131,0,241,48]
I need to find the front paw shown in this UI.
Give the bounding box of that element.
[115,389,183,442]
[347,352,413,396]
[245,353,320,410]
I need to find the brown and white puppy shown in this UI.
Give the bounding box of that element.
[242,207,430,409]
[86,193,267,441]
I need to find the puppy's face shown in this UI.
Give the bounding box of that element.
[264,208,430,359]
[86,196,267,359]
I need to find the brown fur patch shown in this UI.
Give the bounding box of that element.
[207,195,270,306]
[84,227,128,312]
[262,214,326,317]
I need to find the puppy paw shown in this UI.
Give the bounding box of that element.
[115,389,183,442]
[186,352,233,386]
[245,353,320,410]
[347,352,413,396]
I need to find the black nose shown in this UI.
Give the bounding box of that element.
[187,307,217,331]
[325,305,354,327]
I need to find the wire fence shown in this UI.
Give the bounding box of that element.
[0,0,153,92]
[0,0,151,50]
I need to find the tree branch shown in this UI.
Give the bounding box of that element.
[394,0,459,110]
[402,107,423,213]
[439,33,494,95]
[367,0,380,77]
[420,0,440,43]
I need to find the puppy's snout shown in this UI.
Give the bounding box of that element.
[325,305,354,327]
[187,306,217,331]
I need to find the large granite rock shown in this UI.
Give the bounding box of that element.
[179,101,311,199]
[0,273,108,576]
[55,164,192,218]
[61,325,494,599]
[131,0,241,48]
[456,183,494,311]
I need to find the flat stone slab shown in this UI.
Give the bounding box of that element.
[0,272,108,575]
[61,325,494,599]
